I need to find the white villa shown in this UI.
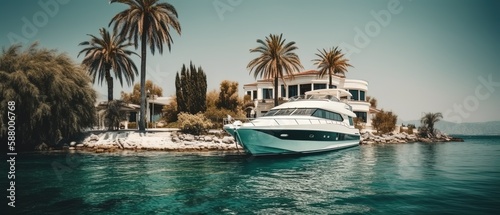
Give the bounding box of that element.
[243,70,377,128]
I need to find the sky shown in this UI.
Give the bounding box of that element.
[1,0,499,123]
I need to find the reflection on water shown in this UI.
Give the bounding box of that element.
[11,138,500,214]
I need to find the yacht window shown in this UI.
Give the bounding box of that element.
[312,109,343,122]
[273,108,296,116]
[291,108,316,116]
[264,109,278,116]
[349,116,354,126]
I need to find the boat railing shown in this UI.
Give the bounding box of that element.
[234,117,350,128]
[222,117,255,125]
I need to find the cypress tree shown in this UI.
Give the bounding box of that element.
[174,62,207,114]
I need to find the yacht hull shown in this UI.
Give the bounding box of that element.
[229,127,360,156]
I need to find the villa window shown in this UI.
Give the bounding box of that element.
[354,111,367,123]
[349,90,359,101]
[246,91,251,96]
[281,85,286,98]
[360,91,366,101]
[129,112,137,122]
[288,85,298,97]
[300,84,312,95]
[313,83,327,90]
[252,90,257,100]
[263,88,273,99]
[312,109,343,122]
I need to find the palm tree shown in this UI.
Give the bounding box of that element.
[312,46,352,88]
[421,112,443,136]
[78,28,138,101]
[109,0,181,132]
[247,33,303,106]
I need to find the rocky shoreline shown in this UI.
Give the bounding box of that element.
[67,131,242,153]
[60,130,464,153]
[360,132,464,145]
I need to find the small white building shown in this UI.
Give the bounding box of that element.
[95,96,172,130]
[243,70,373,127]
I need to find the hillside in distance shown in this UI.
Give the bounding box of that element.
[398,120,500,135]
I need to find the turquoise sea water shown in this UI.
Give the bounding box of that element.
[4,136,500,214]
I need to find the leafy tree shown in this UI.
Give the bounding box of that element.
[78,28,138,101]
[217,80,240,112]
[161,96,178,123]
[354,117,365,130]
[175,62,207,114]
[105,100,127,130]
[313,47,353,88]
[366,96,377,108]
[204,88,245,128]
[110,0,182,131]
[0,43,96,150]
[371,110,398,134]
[248,33,303,106]
[420,112,443,137]
[121,80,162,104]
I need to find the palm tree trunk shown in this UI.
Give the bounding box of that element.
[328,70,333,89]
[138,26,147,132]
[105,70,113,101]
[274,76,279,107]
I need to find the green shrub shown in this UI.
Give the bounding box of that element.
[128,122,137,129]
[372,110,398,134]
[204,106,245,128]
[407,124,415,135]
[162,99,178,123]
[178,112,213,135]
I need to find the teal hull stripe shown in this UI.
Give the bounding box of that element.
[255,129,359,142]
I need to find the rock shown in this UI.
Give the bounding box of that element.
[95,148,105,153]
[35,143,49,151]
[88,134,99,141]
[222,136,235,144]
[203,136,213,142]
[384,136,395,142]
[69,141,77,147]
[116,139,124,149]
[76,144,84,147]
[183,134,195,141]
[69,147,76,150]
[213,137,220,143]
[362,132,372,140]
[184,141,196,146]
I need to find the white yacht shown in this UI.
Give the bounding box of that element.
[224,89,360,156]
